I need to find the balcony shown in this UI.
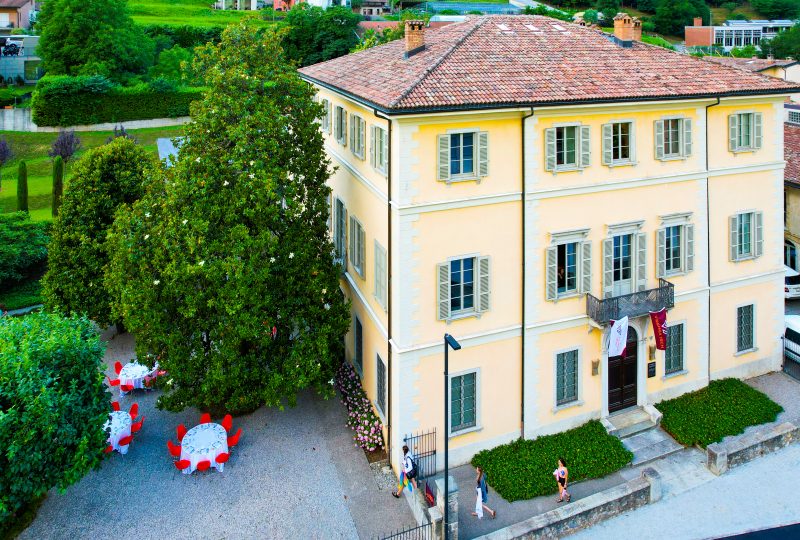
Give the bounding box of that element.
[586,278,674,326]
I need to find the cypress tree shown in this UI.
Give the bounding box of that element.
[52,155,64,217]
[16,160,27,212]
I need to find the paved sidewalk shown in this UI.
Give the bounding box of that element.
[746,371,800,425]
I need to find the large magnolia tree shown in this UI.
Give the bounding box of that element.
[106,21,350,415]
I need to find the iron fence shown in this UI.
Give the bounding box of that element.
[403,428,437,480]
[586,278,674,326]
[378,521,433,540]
[783,333,800,381]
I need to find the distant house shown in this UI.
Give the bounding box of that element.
[0,0,34,30]
[784,109,800,269]
[0,35,41,83]
[685,17,794,52]
[703,56,800,102]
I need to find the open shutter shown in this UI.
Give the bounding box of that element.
[579,125,591,168]
[654,120,664,160]
[581,241,592,294]
[686,224,695,272]
[349,115,355,150]
[546,246,557,301]
[728,114,738,152]
[636,232,647,291]
[437,134,450,181]
[359,223,366,275]
[477,131,489,177]
[656,228,666,278]
[753,113,763,149]
[437,262,450,320]
[383,128,389,174]
[545,128,556,171]
[602,123,613,165]
[478,256,491,313]
[348,216,356,268]
[729,215,739,262]
[369,126,376,168]
[342,113,347,147]
[682,118,692,157]
[754,211,764,257]
[629,122,637,163]
[603,238,613,299]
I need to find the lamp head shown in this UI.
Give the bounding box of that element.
[444,333,462,351]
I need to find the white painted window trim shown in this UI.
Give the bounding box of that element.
[350,113,366,160]
[446,252,481,320]
[444,127,481,183]
[349,215,366,278]
[730,110,759,154]
[607,219,644,235]
[604,119,637,167]
[552,346,583,412]
[661,223,689,278]
[448,367,481,437]
[334,105,346,146]
[550,121,585,173]
[374,353,386,421]
[734,301,758,356]
[372,124,388,176]
[657,115,689,161]
[549,228,590,244]
[733,209,758,262]
[663,319,687,377]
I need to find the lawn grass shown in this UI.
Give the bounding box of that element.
[656,378,783,448]
[435,0,513,4]
[711,2,762,25]
[471,420,633,502]
[129,0,274,27]
[0,278,42,311]
[0,125,185,221]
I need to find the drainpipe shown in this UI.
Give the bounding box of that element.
[705,98,720,385]
[521,107,535,438]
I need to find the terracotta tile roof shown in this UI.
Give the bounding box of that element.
[703,56,798,73]
[299,15,800,112]
[787,123,800,186]
[0,0,29,7]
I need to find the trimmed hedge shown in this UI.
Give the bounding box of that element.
[31,75,204,127]
[471,421,633,502]
[0,212,48,288]
[656,378,783,448]
[142,24,224,49]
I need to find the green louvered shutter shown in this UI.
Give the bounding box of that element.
[636,232,647,291]
[437,262,450,320]
[545,128,556,171]
[753,113,763,149]
[579,125,591,168]
[438,135,450,181]
[729,215,739,261]
[603,238,613,299]
[654,120,664,160]
[682,118,692,157]
[686,224,695,272]
[478,131,489,177]
[754,211,764,258]
[478,256,490,313]
[656,228,666,278]
[581,241,592,295]
[728,114,738,152]
[602,124,613,166]
[546,246,557,301]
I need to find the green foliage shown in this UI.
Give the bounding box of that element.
[730,44,759,57]
[750,0,799,19]
[521,5,574,21]
[654,0,711,37]
[106,20,350,415]
[149,46,195,85]
[51,156,63,218]
[656,378,783,448]
[583,9,599,23]
[0,278,42,310]
[729,12,750,19]
[16,161,27,213]
[760,25,800,60]
[0,212,48,287]
[636,0,659,12]
[282,4,362,67]
[141,24,224,49]
[596,0,620,24]
[352,27,404,53]
[721,1,737,12]
[42,138,156,325]
[36,0,155,81]
[642,20,657,32]
[472,421,632,502]
[438,9,460,15]
[642,34,677,49]
[0,312,108,526]
[31,76,204,127]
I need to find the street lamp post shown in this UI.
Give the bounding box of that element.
[443,333,461,540]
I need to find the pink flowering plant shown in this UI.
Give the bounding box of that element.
[336,362,385,452]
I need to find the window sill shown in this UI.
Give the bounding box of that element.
[445,175,481,184]
[658,156,686,162]
[352,266,364,279]
[550,166,582,174]
[664,270,687,278]
[446,311,480,323]
[449,424,482,439]
[662,369,688,381]
[732,255,757,263]
[552,291,581,303]
[731,148,758,154]
[734,347,758,357]
[605,160,636,168]
[552,399,583,413]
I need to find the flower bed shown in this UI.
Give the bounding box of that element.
[335,361,384,453]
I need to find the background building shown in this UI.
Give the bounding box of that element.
[686,17,794,51]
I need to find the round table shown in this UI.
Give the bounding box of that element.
[180,423,228,474]
[104,411,132,454]
[119,361,156,394]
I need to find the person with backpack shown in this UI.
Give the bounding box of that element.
[392,445,418,498]
[471,466,496,519]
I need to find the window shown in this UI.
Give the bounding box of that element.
[334,198,347,263]
[348,216,365,278]
[556,126,576,166]
[789,110,800,125]
[437,131,488,182]
[370,125,388,174]
[655,118,692,160]
[665,323,684,375]
[545,124,590,171]
[613,234,632,283]
[786,241,797,270]
[374,241,387,310]
[602,122,634,165]
[657,222,694,278]
[334,106,347,146]
[437,256,490,320]
[729,211,763,261]
[556,349,578,406]
[546,232,591,301]
[728,113,762,152]
[350,114,366,159]
[557,243,577,294]
[354,316,363,373]
[665,225,681,273]
[451,132,474,176]
[321,99,330,133]
[376,354,386,416]
[450,372,476,433]
[736,304,754,353]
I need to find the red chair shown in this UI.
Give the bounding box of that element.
[215,452,230,465]
[129,403,139,420]
[131,416,145,434]
[227,428,242,449]
[177,424,187,442]
[143,375,155,388]
[104,445,114,454]
[174,459,190,471]
[221,414,233,433]
[118,435,133,447]
[120,384,134,393]
[111,401,120,412]
[167,440,181,459]
[106,376,120,387]
[114,361,123,375]
[157,369,167,377]
[199,413,211,424]
[196,460,211,472]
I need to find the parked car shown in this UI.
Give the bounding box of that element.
[786,266,800,300]
[784,315,800,364]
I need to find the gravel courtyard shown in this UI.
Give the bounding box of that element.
[20,329,414,540]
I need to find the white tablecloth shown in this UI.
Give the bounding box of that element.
[180,423,228,473]
[119,361,157,394]
[104,411,132,454]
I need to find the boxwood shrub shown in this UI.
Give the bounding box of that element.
[471,420,633,502]
[31,75,205,127]
[0,212,48,288]
[656,378,783,448]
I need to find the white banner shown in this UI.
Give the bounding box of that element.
[608,316,629,358]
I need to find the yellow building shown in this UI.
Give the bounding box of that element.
[299,15,800,474]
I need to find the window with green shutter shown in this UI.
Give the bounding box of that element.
[728,112,763,153]
[602,122,634,166]
[450,372,477,433]
[376,354,386,416]
[350,114,365,159]
[322,99,330,133]
[354,316,363,374]
[545,124,591,172]
[556,349,578,406]
[656,222,694,278]
[437,255,491,320]
[348,216,366,278]
[437,131,488,182]
[334,106,347,146]
[374,241,387,311]
[334,198,347,264]
[736,304,754,353]
[371,125,388,175]
[729,211,763,262]
[655,118,692,160]
[665,323,684,374]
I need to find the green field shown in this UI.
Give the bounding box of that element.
[711,2,762,25]
[129,0,272,27]
[0,126,185,222]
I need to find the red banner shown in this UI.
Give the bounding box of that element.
[650,309,668,351]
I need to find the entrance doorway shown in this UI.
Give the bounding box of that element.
[608,326,638,413]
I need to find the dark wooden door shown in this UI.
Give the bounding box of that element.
[608,326,638,413]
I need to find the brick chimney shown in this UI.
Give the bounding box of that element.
[613,13,634,47]
[404,20,425,58]
[632,17,642,41]
[693,17,703,27]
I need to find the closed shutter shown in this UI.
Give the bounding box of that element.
[349,114,355,150]
[342,113,347,147]
[754,211,764,257]
[546,246,557,301]
[729,214,739,261]
[753,113,763,149]
[579,125,591,168]
[602,123,613,165]
[629,122,637,163]
[654,120,664,160]
[603,238,613,299]
[581,241,592,294]
[728,114,738,152]
[437,134,450,181]
[685,224,695,272]
[370,126,376,168]
[374,242,387,309]
[349,216,356,268]
[437,262,450,320]
[682,118,692,157]
[478,256,491,313]
[545,128,556,171]
[656,228,666,278]
[382,128,389,174]
[636,232,647,291]
[358,224,366,275]
[477,131,489,177]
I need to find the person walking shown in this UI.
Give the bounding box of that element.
[553,457,570,503]
[471,466,496,519]
[392,445,418,498]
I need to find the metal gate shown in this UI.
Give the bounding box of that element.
[783,332,800,381]
[403,428,437,480]
[378,521,433,540]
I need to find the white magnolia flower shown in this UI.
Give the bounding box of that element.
[289,252,294,259]
[329,378,335,385]
[198,260,205,266]
[195,157,201,163]
[144,234,150,240]
[249,160,255,166]
[223,181,230,186]
[154,280,160,285]
[145,212,150,218]
[322,288,327,294]
[249,173,255,179]
[182,219,188,225]
[270,257,276,263]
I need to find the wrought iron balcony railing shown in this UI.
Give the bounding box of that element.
[586,278,674,326]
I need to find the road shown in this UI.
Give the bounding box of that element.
[786,299,800,316]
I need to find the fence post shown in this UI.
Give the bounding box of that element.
[435,475,458,540]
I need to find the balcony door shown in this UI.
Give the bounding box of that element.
[612,234,633,296]
[608,326,638,413]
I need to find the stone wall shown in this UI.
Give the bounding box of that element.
[707,421,800,476]
[0,108,191,132]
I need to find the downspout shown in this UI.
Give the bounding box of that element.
[521,107,535,438]
[705,97,720,385]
